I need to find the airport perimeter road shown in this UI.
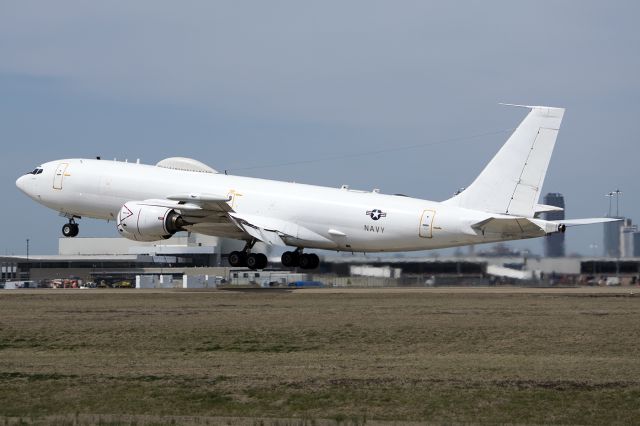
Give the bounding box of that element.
[1,287,640,425]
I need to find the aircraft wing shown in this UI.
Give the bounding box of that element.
[166,193,233,212]
[227,213,289,246]
[135,196,247,239]
[228,213,336,248]
[136,196,333,247]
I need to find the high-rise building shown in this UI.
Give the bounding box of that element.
[603,189,624,257]
[633,232,640,257]
[543,193,565,257]
[603,219,624,257]
[620,218,638,258]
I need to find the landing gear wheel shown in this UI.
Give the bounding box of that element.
[308,253,320,269]
[246,254,259,270]
[247,253,269,270]
[62,222,79,237]
[299,253,320,270]
[256,253,268,270]
[228,251,247,267]
[281,251,300,268]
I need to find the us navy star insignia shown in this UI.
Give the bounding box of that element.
[366,209,387,221]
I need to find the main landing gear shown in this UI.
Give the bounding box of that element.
[281,249,319,270]
[62,218,79,237]
[228,240,268,270]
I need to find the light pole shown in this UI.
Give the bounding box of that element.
[605,192,614,217]
[613,189,622,217]
[26,238,29,261]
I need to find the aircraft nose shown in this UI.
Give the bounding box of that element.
[16,174,30,194]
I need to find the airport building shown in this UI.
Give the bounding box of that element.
[2,233,640,288]
[1,234,247,286]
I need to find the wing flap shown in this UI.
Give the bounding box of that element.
[229,213,337,248]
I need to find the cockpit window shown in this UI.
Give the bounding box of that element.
[29,168,44,175]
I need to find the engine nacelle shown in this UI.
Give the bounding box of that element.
[116,202,186,242]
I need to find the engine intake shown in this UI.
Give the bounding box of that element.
[116,202,186,242]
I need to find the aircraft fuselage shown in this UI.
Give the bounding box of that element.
[16,158,525,252]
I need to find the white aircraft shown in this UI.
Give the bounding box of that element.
[16,105,616,270]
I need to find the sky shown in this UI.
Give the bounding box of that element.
[1,1,638,256]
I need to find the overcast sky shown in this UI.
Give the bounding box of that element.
[1,1,638,256]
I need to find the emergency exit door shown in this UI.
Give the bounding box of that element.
[419,209,435,238]
[53,163,68,189]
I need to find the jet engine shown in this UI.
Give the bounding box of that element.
[116,202,186,242]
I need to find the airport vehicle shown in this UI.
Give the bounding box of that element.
[16,105,617,270]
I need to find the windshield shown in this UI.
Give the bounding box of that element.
[29,167,44,175]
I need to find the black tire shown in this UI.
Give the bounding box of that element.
[281,251,299,267]
[299,254,311,269]
[62,223,74,237]
[256,253,268,270]
[299,253,320,270]
[246,253,259,270]
[307,253,319,269]
[70,223,79,237]
[228,251,246,267]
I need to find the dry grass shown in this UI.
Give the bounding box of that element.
[1,287,639,425]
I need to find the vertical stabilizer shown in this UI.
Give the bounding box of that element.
[444,105,564,217]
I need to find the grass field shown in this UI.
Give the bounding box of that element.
[1,287,639,425]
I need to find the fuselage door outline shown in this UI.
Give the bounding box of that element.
[419,209,436,238]
[53,163,69,190]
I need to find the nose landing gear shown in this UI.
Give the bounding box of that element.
[62,218,79,237]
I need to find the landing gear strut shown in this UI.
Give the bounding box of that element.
[228,240,268,270]
[281,249,319,270]
[62,218,79,237]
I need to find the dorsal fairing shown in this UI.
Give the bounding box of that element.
[156,157,218,174]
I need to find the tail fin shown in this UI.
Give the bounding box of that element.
[444,105,564,218]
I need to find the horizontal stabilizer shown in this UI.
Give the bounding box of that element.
[535,203,564,213]
[551,217,623,227]
[472,217,545,238]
